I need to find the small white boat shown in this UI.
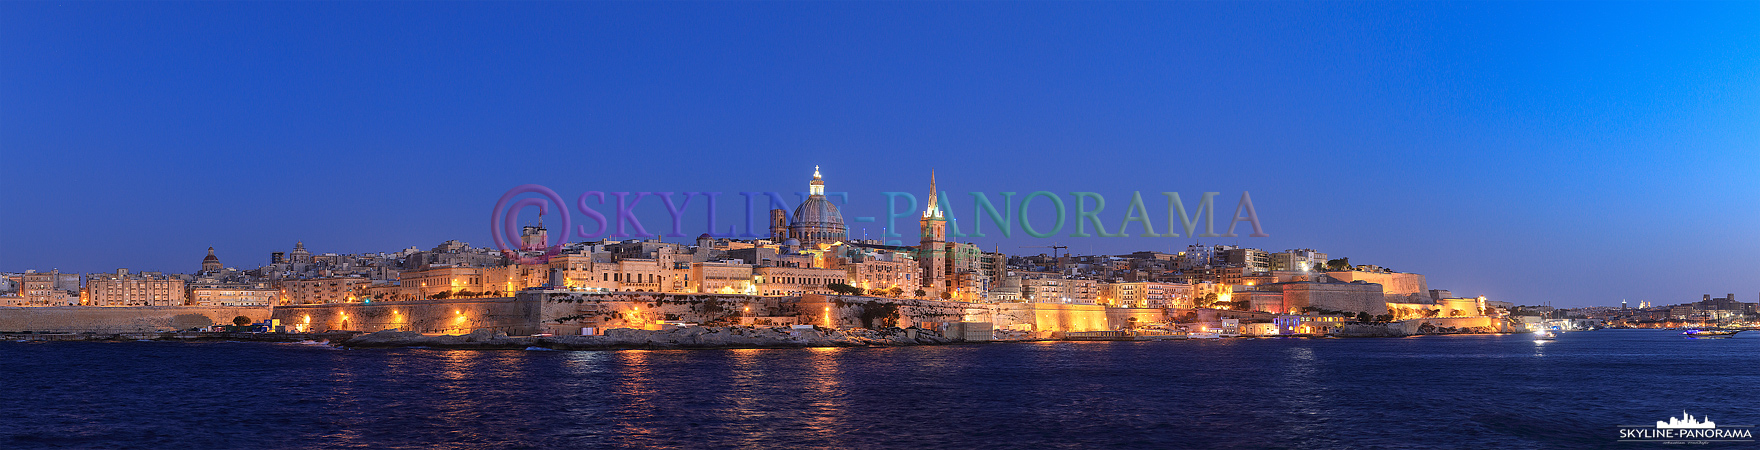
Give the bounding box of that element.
[1534,330,1556,340]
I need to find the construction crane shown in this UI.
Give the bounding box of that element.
[1020,244,1068,272]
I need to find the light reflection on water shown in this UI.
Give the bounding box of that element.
[609,350,657,446]
[803,347,844,443]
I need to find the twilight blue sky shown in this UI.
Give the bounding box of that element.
[2,1,1756,307]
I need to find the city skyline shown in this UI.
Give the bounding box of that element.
[4,2,1758,307]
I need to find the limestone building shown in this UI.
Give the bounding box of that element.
[83,269,185,306]
[281,276,373,304]
[189,282,278,307]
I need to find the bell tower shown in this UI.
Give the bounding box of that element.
[919,171,947,292]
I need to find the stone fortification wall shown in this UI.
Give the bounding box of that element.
[531,291,1143,335]
[1328,271,1427,301]
[797,294,983,329]
[0,306,276,333]
[989,303,1113,332]
[1105,307,1166,329]
[1393,316,1501,334]
[272,297,541,335]
[534,291,779,335]
[1284,282,1388,315]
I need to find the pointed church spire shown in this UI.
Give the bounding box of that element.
[923,170,943,219]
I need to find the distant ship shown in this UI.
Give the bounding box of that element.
[1534,330,1556,340]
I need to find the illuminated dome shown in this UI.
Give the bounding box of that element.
[789,166,847,245]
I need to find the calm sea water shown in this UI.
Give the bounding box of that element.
[2,330,1756,449]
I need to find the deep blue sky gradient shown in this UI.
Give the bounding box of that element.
[3,1,1756,307]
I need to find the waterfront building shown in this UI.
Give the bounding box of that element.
[281,276,373,304]
[1100,281,1194,309]
[484,262,556,294]
[393,266,487,301]
[11,270,81,306]
[754,266,849,296]
[83,269,184,306]
[689,261,756,294]
[527,240,698,294]
[1018,273,1098,304]
[188,282,278,307]
[824,243,917,295]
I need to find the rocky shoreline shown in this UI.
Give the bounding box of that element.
[342,326,961,350]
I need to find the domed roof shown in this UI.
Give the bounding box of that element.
[203,247,219,262]
[783,238,801,247]
[791,195,845,229]
[788,167,848,245]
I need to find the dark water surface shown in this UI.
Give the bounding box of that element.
[3,330,1756,449]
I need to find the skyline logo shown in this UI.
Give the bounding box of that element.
[1657,411,1716,429]
[1618,411,1754,444]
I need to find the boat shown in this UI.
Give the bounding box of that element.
[1132,331,1189,341]
[1534,330,1556,341]
[1188,332,1221,339]
[1682,329,1740,339]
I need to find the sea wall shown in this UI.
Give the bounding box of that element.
[262,291,1164,337]
[535,291,779,335]
[1105,307,1166,328]
[797,294,984,329]
[534,291,1143,335]
[1393,316,1501,334]
[272,297,541,335]
[990,303,1113,332]
[0,306,276,333]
